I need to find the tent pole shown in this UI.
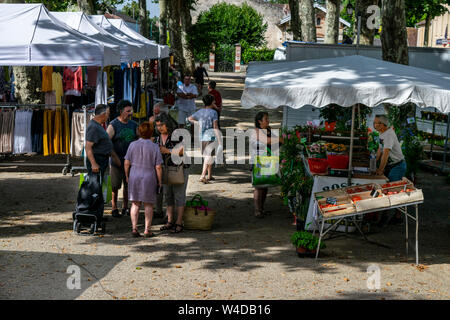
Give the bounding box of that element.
[441,114,450,172]
[347,104,356,186]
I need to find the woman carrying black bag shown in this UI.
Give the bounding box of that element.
[155,112,189,234]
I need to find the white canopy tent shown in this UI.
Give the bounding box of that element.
[50,12,140,63]
[241,55,450,113]
[241,55,450,182]
[0,3,120,66]
[108,18,167,60]
[89,15,147,61]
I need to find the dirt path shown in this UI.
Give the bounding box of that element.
[0,72,449,300]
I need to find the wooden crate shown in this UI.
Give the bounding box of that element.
[381,178,424,206]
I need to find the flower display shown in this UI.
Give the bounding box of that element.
[325,143,346,153]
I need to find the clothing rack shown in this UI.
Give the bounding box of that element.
[0,103,73,174]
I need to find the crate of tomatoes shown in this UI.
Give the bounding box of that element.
[344,183,390,212]
[381,178,424,206]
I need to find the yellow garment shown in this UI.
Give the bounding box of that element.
[42,66,53,92]
[133,92,147,119]
[62,109,70,154]
[54,108,62,154]
[43,110,54,156]
[52,72,63,105]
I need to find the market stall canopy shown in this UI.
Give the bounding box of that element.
[241,55,450,114]
[0,3,120,66]
[107,18,165,59]
[51,11,139,63]
[89,15,147,61]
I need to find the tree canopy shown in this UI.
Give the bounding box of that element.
[24,0,125,12]
[188,2,268,61]
[405,0,450,27]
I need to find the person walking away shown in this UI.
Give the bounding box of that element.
[85,104,121,179]
[208,81,222,129]
[155,113,189,234]
[188,94,222,183]
[194,61,209,97]
[106,100,139,218]
[250,111,283,218]
[124,122,163,238]
[373,114,406,225]
[176,75,198,129]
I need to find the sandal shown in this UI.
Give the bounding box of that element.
[131,229,141,237]
[208,177,215,181]
[171,224,184,234]
[143,230,156,238]
[160,222,175,231]
[199,177,209,184]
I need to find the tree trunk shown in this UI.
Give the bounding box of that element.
[159,0,168,45]
[167,0,185,74]
[13,67,43,104]
[77,0,95,14]
[381,0,409,65]
[325,0,341,44]
[299,0,317,42]
[289,0,302,41]
[358,0,379,45]
[423,14,431,47]
[139,0,149,38]
[180,0,195,75]
[0,0,43,104]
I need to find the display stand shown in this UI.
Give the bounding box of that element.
[0,103,72,174]
[312,178,423,265]
[305,175,387,232]
[313,200,421,265]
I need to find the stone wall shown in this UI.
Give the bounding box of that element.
[192,0,287,49]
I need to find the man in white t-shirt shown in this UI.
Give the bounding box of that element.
[176,75,198,128]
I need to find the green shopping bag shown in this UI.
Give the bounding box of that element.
[252,155,281,187]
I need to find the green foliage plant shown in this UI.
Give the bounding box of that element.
[290,230,325,251]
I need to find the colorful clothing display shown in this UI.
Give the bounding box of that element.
[52,72,63,105]
[95,71,108,106]
[0,110,15,154]
[13,110,33,154]
[87,66,98,87]
[70,111,95,157]
[31,110,44,154]
[63,66,83,96]
[41,66,53,92]
[42,108,70,156]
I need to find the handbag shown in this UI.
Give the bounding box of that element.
[162,157,185,185]
[252,147,281,187]
[184,194,215,230]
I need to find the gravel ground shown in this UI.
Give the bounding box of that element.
[0,72,449,300]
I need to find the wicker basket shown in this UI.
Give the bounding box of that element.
[183,206,216,230]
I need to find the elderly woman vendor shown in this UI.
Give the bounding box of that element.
[373,114,406,181]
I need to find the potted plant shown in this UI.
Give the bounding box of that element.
[290,227,326,257]
[280,129,314,227]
